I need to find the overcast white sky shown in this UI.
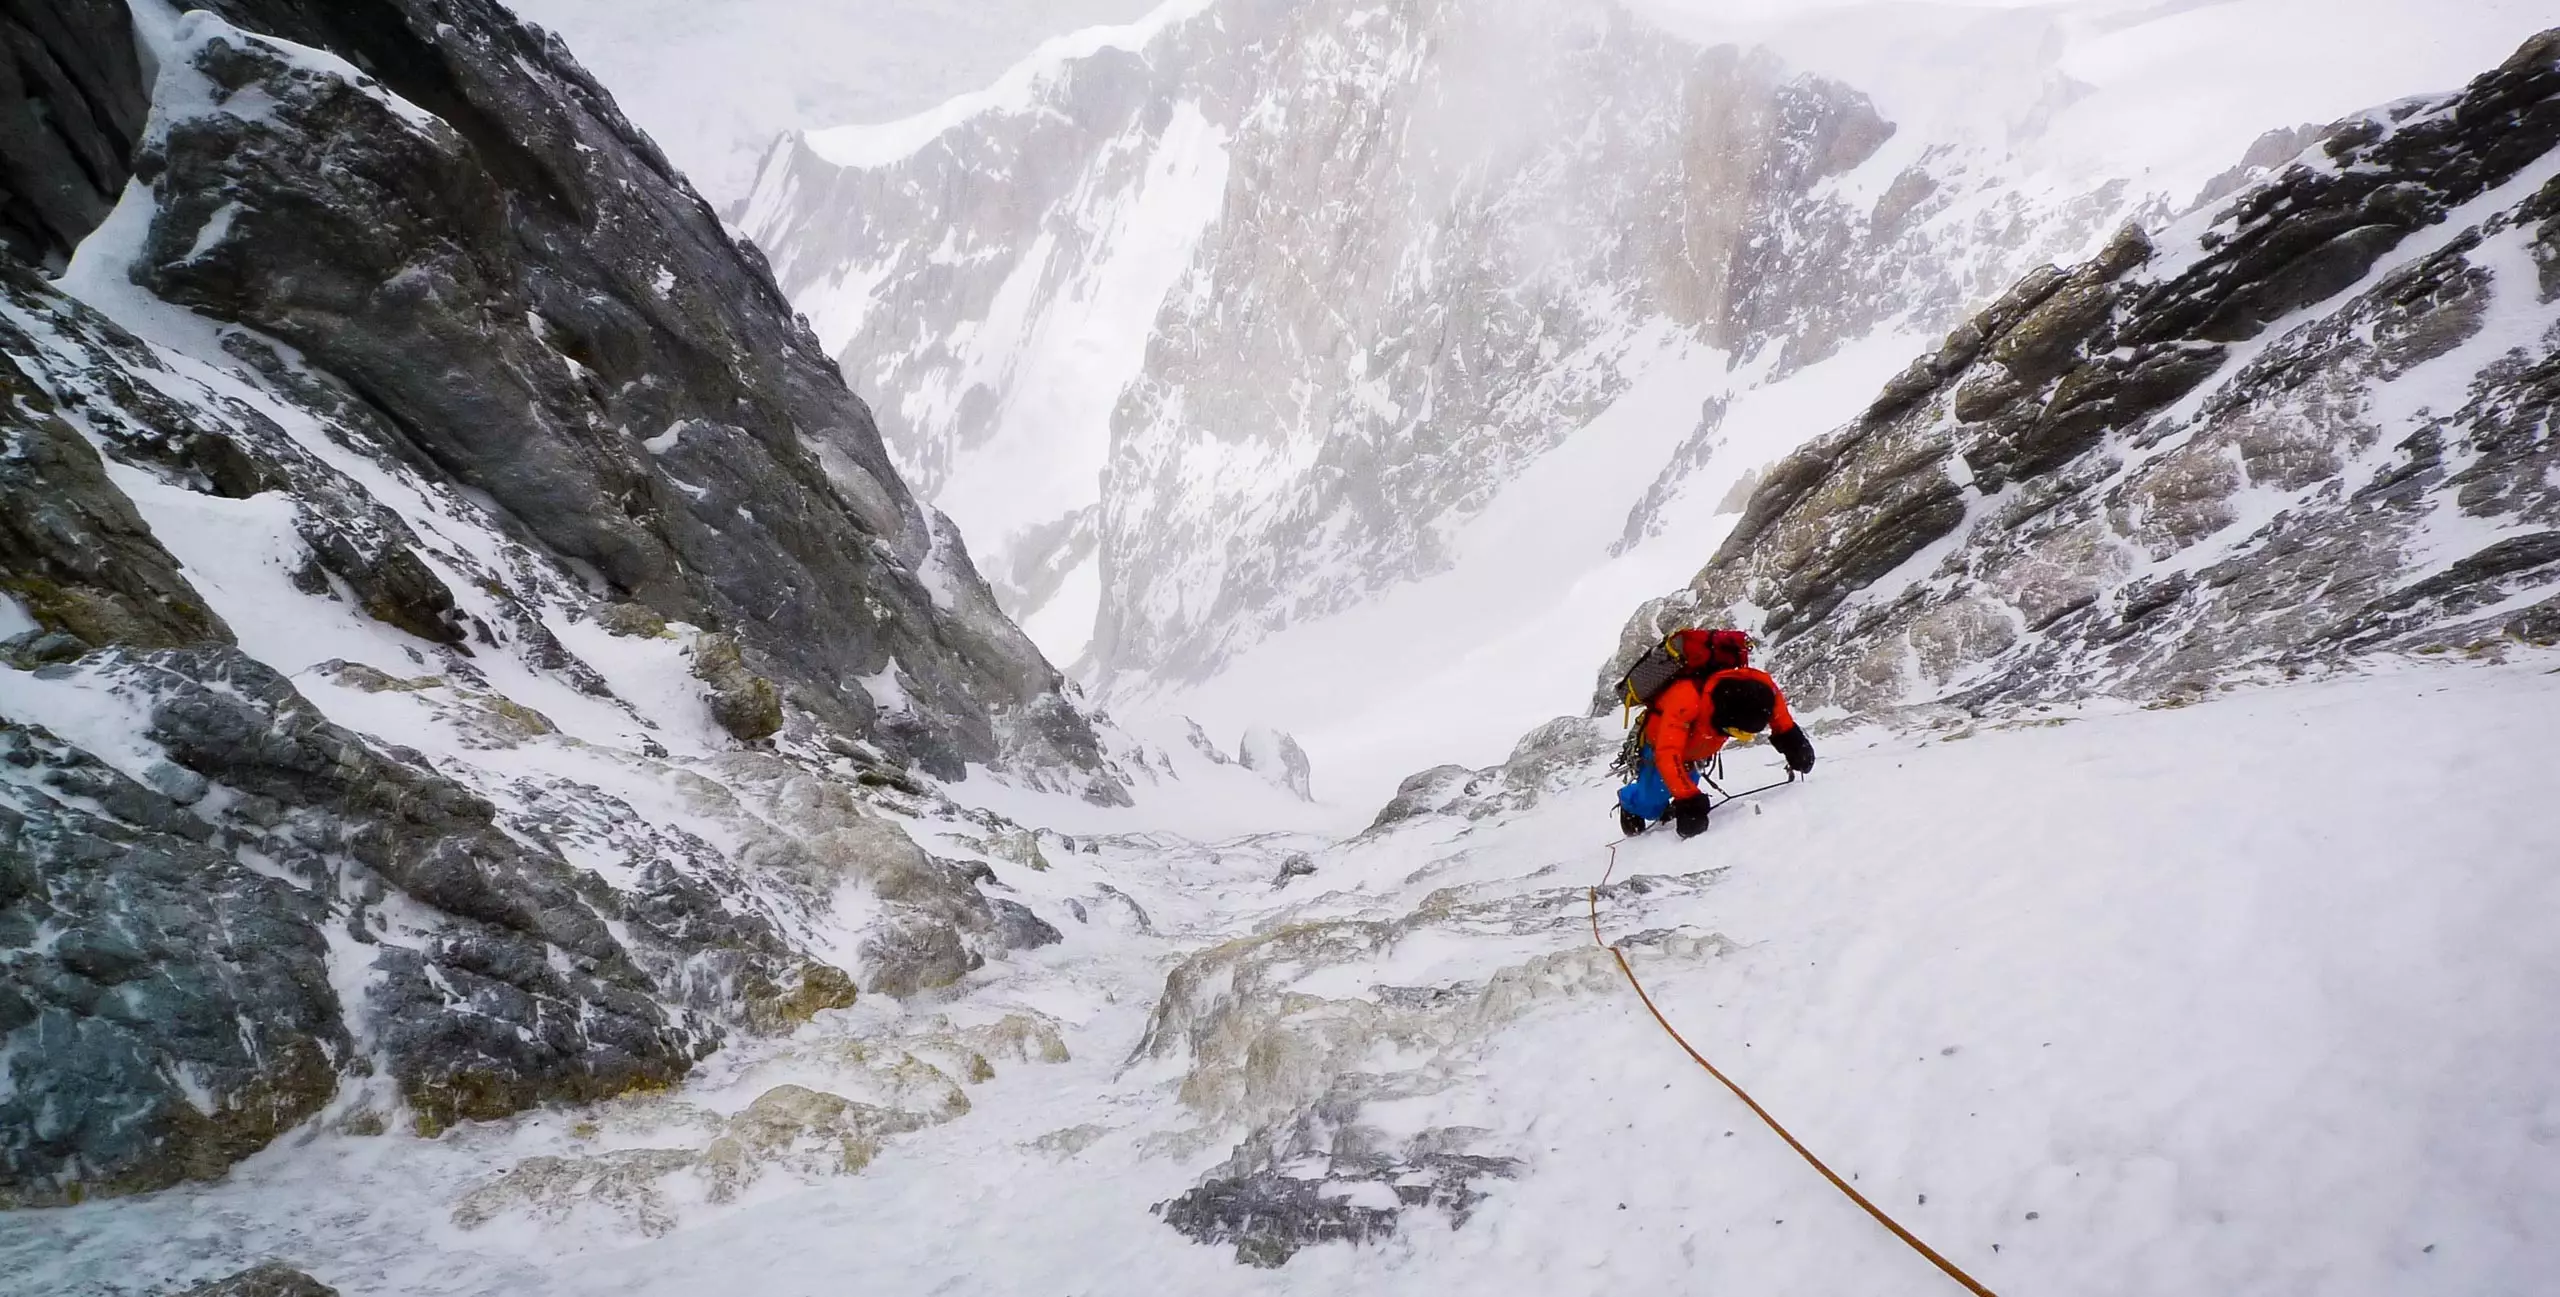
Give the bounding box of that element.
[505,0,1158,205]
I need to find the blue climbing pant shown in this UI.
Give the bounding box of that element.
[1617,746,1676,822]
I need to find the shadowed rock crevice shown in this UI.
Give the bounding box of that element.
[0,0,148,270]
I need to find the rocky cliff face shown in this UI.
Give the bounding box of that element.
[1604,30,2560,721]
[744,0,2149,685]
[137,0,1097,776]
[1,0,1112,1208]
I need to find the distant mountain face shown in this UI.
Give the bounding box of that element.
[0,0,1118,1208]
[498,0,1158,205]
[1604,31,2560,721]
[742,0,2156,687]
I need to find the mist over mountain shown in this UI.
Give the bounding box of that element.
[5,2,2558,1294]
[499,0,1158,205]
[745,0,2553,804]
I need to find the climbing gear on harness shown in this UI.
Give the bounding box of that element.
[1610,724,1648,781]
[1588,839,1999,1296]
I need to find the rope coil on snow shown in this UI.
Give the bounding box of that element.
[1589,839,2000,1297]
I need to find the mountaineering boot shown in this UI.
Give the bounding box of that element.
[1618,805,1646,838]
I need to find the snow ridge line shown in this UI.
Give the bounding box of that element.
[1588,838,1999,1296]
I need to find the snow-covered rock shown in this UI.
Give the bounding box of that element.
[0,0,1115,1206]
[1235,725,1312,801]
[1606,29,2560,721]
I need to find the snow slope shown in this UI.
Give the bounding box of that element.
[10,656,2555,1294]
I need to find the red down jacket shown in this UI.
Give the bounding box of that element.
[1644,666,1802,801]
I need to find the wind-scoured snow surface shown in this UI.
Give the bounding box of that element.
[10,659,2557,1294]
[745,0,2557,809]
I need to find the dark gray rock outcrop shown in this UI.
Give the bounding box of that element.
[1158,1111,1518,1268]
[0,717,341,1208]
[179,1262,338,1297]
[1,636,916,1205]
[0,0,1106,1206]
[1603,31,2560,718]
[0,278,232,654]
[48,0,1107,781]
[0,0,148,271]
[1360,716,1615,835]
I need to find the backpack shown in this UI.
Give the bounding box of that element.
[1613,628,1749,712]
[1610,629,1751,778]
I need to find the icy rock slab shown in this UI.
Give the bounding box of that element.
[1156,1115,1520,1269]
[452,1014,1069,1235]
[0,717,343,1209]
[1361,716,1617,835]
[1134,880,1732,1133]
[1139,898,1730,1265]
[448,1089,934,1236]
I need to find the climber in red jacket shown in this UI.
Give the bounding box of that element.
[1617,632,1815,839]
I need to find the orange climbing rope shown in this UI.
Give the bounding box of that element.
[1588,839,2001,1297]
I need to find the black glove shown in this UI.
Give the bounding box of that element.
[1672,794,1712,839]
[1771,725,1815,774]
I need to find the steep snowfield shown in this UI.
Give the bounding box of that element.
[1163,325,1926,808]
[11,656,2555,1294]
